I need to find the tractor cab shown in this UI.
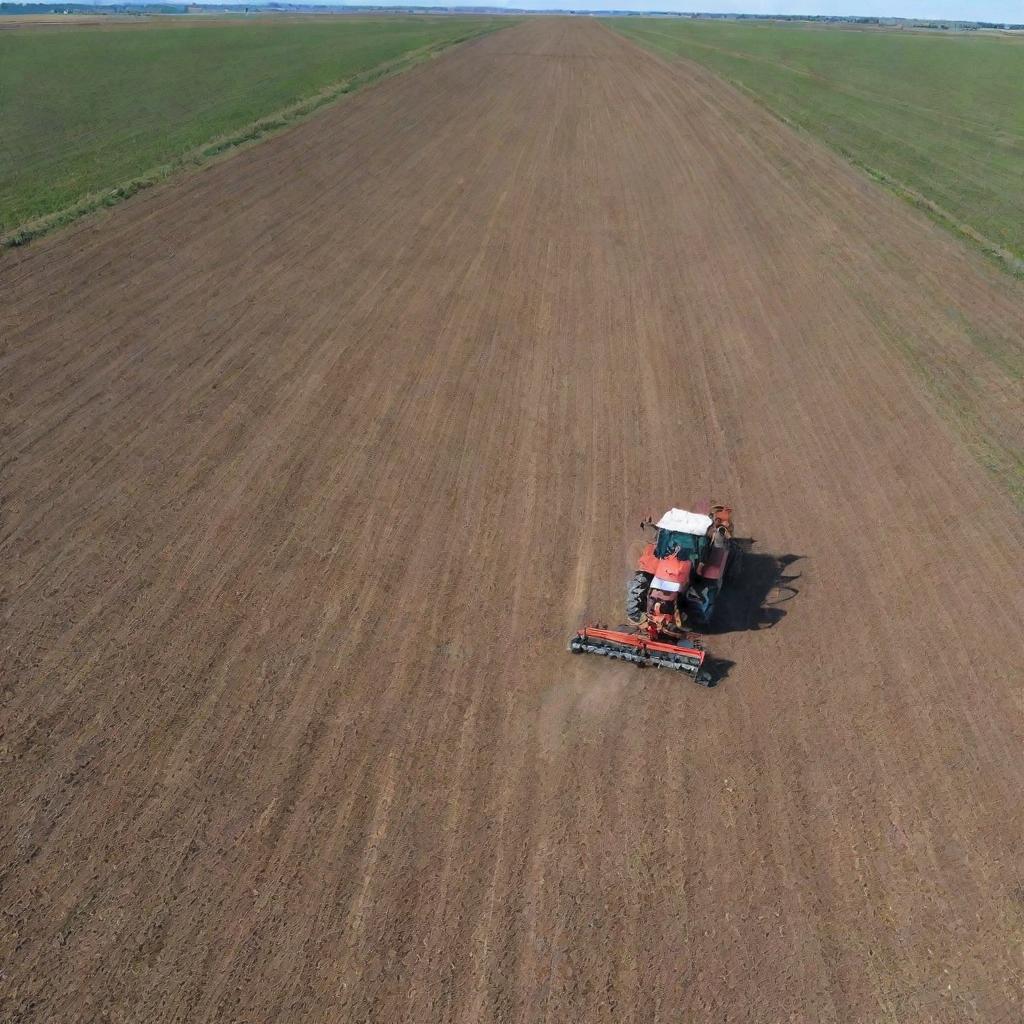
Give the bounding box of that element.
[635,507,733,612]
[652,509,713,562]
[654,528,708,562]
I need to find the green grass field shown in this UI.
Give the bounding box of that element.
[607,19,1024,265]
[0,15,502,235]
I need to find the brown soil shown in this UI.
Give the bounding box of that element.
[2,19,1023,1024]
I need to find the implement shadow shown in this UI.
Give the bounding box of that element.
[701,541,804,685]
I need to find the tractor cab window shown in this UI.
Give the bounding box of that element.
[655,529,707,561]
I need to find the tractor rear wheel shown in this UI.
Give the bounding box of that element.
[626,571,652,624]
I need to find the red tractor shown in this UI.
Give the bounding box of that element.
[569,503,737,684]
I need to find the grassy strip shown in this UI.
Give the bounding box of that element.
[609,19,1024,507]
[871,305,1024,509]
[850,162,1024,281]
[606,18,1024,276]
[1,22,504,249]
[706,72,1024,281]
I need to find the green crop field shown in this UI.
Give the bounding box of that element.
[0,15,504,237]
[607,19,1024,266]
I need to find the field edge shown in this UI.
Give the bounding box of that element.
[601,19,1024,512]
[603,19,1024,281]
[0,19,510,251]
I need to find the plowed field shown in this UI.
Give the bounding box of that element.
[3,18,1023,1023]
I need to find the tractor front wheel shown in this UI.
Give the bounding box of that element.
[626,571,652,624]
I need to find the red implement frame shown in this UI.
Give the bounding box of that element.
[568,625,709,681]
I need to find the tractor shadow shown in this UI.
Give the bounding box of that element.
[701,541,804,685]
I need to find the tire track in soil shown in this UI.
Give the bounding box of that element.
[2,18,1024,1024]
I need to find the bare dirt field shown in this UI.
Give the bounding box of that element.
[3,18,1023,1023]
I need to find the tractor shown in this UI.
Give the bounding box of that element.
[569,503,737,684]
